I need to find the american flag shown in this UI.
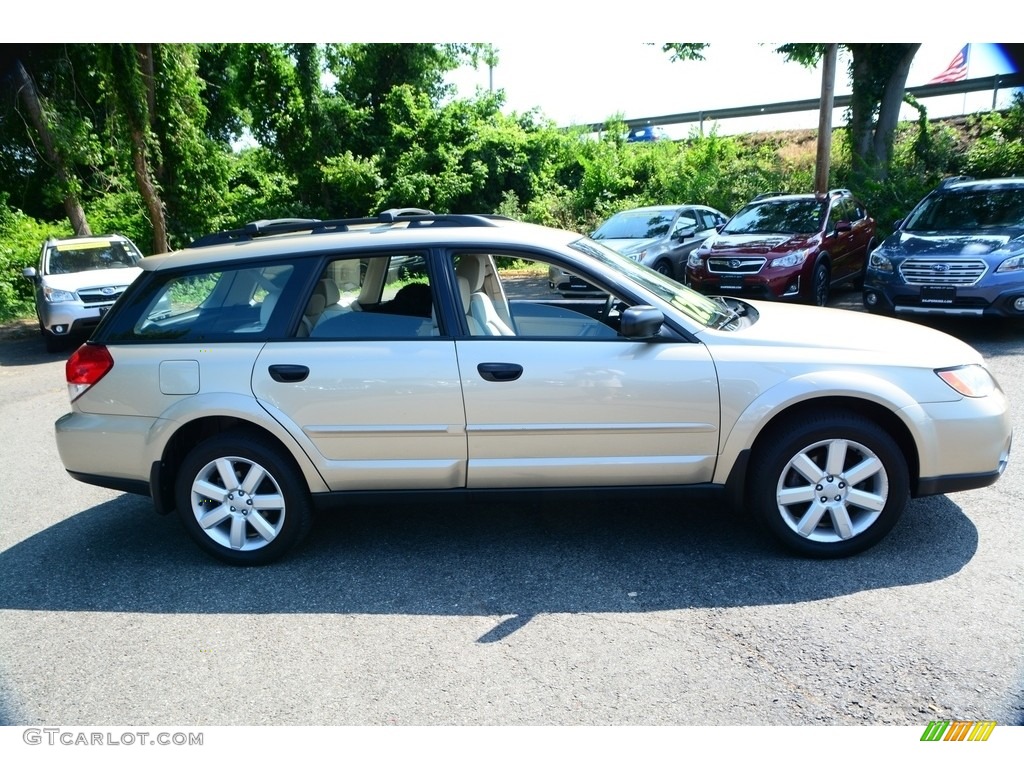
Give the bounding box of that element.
[928,45,970,84]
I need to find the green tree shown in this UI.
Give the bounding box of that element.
[1,45,98,234]
[775,43,921,183]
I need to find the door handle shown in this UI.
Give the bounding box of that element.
[268,364,310,383]
[477,362,523,382]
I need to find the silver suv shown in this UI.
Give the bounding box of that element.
[55,210,1012,565]
[23,234,145,351]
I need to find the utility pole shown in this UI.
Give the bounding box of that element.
[815,44,838,195]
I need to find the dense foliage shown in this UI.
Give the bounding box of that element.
[2,43,1023,321]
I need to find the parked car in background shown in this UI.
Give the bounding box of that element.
[863,176,1024,317]
[591,204,728,279]
[55,210,1010,566]
[550,204,726,294]
[686,189,877,306]
[625,125,670,142]
[23,234,145,351]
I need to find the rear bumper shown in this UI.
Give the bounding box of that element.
[55,411,158,489]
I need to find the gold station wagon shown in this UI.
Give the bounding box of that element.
[55,210,1012,565]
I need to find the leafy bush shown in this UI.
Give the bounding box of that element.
[962,93,1024,178]
[0,196,68,320]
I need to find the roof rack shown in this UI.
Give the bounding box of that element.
[186,208,513,248]
[938,175,974,189]
[752,191,786,201]
[828,188,852,197]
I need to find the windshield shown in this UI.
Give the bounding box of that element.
[592,210,674,240]
[569,237,734,328]
[903,188,1024,232]
[45,240,142,275]
[722,199,825,236]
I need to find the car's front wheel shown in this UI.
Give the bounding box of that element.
[654,259,674,279]
[809,260,830,306]
[747,411,909,558]
[175,432,313,565]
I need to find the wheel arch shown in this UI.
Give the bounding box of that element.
[152,415,325,516]
[719,392,922,502]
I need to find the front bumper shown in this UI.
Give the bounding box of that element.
[38,301,115,336]
[687,269,804,301]
[864,276,1024,318]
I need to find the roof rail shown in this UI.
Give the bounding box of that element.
[186,209,511,248]
[828,188,852,197]
[938,175,974,189]
[752,191,786,201]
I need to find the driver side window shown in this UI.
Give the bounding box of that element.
[451,252,630,340]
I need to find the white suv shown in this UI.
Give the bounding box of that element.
[23,234,145,351]
[55,211,1012,565]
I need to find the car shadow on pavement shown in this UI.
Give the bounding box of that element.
[0,330,71,367]
[0,490,977,642]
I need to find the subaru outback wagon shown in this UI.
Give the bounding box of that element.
[863,176,1024,317]
[55,210,1011,565]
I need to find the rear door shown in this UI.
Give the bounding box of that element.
[251,251,469,491]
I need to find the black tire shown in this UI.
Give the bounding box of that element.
[654,259,674,279]
[809,260,830,306]
[747,410,909,558]
[42,327,64,353]
[175,431,313,565]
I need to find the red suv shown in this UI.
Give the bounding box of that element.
[685,189,877,306]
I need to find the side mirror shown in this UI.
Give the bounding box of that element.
[673,227,697,241]
[834,221,852,234]
[22,267,38,281]
[620,306,665,339]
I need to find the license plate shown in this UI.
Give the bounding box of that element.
[98,305,110,316]
[921,286,956,305]
[719,282,743,292]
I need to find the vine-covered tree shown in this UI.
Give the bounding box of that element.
[776,44,921,182]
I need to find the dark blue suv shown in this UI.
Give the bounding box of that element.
[863,177,1024,317]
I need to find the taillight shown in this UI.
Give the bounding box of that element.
[66,344,114,402]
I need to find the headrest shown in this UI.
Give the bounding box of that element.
[455,256,485,292]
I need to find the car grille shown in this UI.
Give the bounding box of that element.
[899,258,987,286]
[707,256,766,274]
[79,287,127,304]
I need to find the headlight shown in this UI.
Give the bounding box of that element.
[996,255,1024,273]
[43,286,77,303]
[687,252,703,268]
[868,251,893,274]
[936,364,997,397]
[770,250,808,268]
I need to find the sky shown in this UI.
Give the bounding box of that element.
[8,1,1021,139]
[446,42,1024,137]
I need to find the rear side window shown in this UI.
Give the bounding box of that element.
[103,261,307,342]
[302,252,438,339]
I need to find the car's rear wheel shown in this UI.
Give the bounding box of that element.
[747,411,909,558]
[175,432,312,565]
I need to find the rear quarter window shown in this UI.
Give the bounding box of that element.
[100,261,310,342]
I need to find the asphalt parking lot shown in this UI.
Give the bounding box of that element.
[0,289,1022,728]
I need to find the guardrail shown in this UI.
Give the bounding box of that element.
[588,73,1024,134]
